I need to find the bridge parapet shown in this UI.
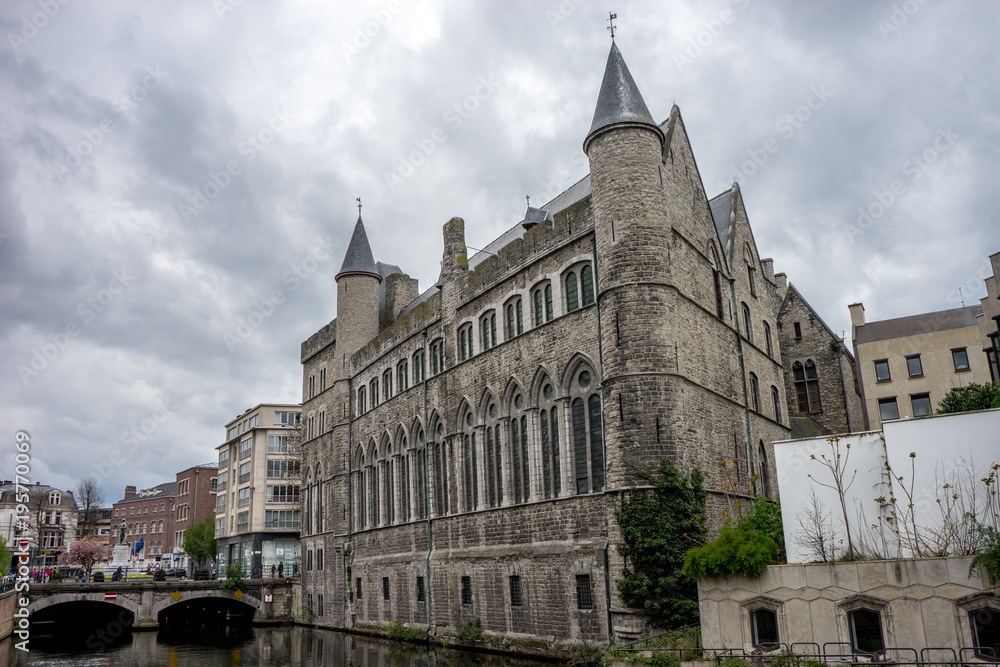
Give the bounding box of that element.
[28,579,299,628]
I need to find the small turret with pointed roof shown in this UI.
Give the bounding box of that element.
[583,41,664,154]
[336,215,382,282]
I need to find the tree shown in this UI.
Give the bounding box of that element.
[62,538,111,574]
[183,516,217,572]
[937,383,1000,414]
[75,476,105,540]
[0,536,11,576]
[615,457,707,629]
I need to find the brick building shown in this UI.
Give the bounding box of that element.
[171,463,218,571]
[775,277,864,436]
[111,483,175,566]
[296,42,791,650]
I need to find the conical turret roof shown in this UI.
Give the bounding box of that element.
[584,42,663,152]
[336,216,382,281]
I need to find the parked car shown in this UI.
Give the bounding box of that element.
[161,568,187,578]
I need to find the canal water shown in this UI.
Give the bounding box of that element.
[4,625,557,666]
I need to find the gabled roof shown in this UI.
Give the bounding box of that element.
[781,283,855,362]
[336,216,381,281]
[584,42,663,152]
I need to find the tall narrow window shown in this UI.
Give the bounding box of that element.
[581,265,594,306]
[793,360,821,413]
[509,392,529,504]
[506,304,516,340]
[484,402,502,508]
[713,269,723,319]
[571,368,603,494]
[749,373,761,412]
[763,321,773,357]
[741,303,753,343]
[793,322,802,339]
[460,328,468,361]
[576,574,594,609]
[462,411,478,511]
[534,289,544,326]
[461,576,472,605]
[358,386,366,415]
[370,378,379,407]
[509,575,523,606]
[433,422,448,516]
[771,386,782,424]
[747,264,757,296]
[566,273,579,312]
[383,370,393,401]
[539,381,561,499]
[759,441,770,497]
[544,284,553,321]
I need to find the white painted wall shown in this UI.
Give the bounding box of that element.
[774,408,1000,564]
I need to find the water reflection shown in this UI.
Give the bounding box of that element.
[7,625,555,666]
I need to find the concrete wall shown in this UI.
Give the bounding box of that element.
[0,589,14,641]
[698,556,998,656]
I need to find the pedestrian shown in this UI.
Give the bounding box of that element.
[271,564,276,578]
[292,562,298,577]
[278,561,283,578]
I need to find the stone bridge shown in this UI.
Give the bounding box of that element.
[28,579,299,628]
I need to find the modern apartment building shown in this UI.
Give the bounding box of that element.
[850,302,991,429]
[170,463,218,571]
[111,483,176,566]
[215,403,302,578]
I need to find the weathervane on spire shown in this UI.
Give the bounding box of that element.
[356,196,362,216]
[607,12,617,41]
[525,195,530,208]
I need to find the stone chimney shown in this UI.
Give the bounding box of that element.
[383,272,419,324]
[124,485,136,500]
[760,258,775,284]
[774,272,788,297]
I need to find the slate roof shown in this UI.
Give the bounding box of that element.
[337,216,381,280]
[114,482,176,505]
[585,42,662,151]
[709,190,733,250]
[854,305,984,345]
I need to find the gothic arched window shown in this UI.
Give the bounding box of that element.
[509,390,530,504]
[570,365,604,494]
[461,408,478,511]
[484,399,503,508]
[538,377,561,499]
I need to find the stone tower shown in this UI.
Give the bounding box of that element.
[584,42,672,481]
[335,216,382,381]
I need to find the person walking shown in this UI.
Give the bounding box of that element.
[270,564,276,578]
[278,561,283,578]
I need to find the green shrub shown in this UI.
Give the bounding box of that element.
[616,458,707,629]
[937,382,1000,414]
[451,616,482,643]
[682,527,779,579]
[739,495,785,562]
[969,522,1000,585]
[387,620,425,642]
[219,562,245,591]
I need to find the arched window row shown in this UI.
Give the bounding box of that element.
[355,339,444,417]
[456,261,596,363]
[350,359,605,530]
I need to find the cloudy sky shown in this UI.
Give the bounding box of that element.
[2,0,997,503]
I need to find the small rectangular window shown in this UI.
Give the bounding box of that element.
[383,576,390,600]
[906,354,923,377]
[911,393,932,417]
[575,574,594,609]
[509,575,523,606]
[750,608,779,648]
[878,397,899,422]
[461,575,472,605]
[953,347,970,371]
[848,608,885,654]
[970,607,1000,660]
[416,576,425,602]
[317,594,324,617]
[793,322,802,339]
[874,359,891,382]
[317,548,323,570]
[356,577,362,598]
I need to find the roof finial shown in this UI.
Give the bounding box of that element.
[356,196,362,217]
[607,12,617,41]
[525,194,530,208]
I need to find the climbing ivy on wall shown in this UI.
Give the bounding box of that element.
[615,458,707,629]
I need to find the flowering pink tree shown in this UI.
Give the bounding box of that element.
[61,538,112,574]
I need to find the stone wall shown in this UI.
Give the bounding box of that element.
[698,556,999,656]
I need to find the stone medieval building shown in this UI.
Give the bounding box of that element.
[298,42,790,651]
